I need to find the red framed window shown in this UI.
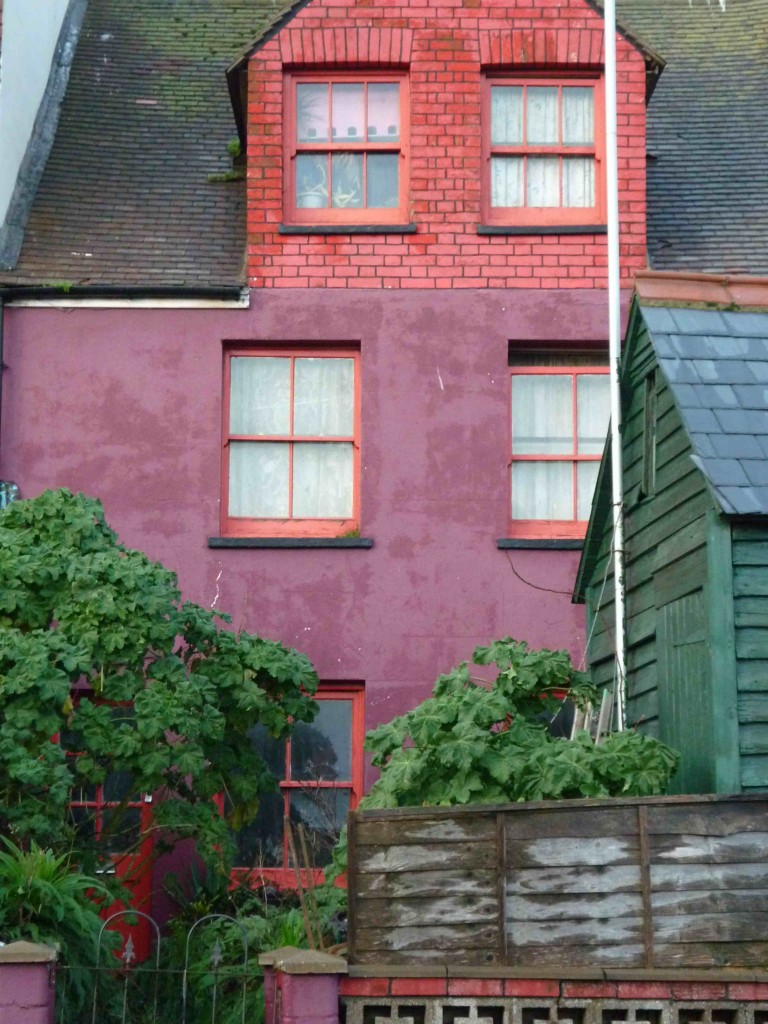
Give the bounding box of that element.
[509,354,610,538]
[284,72,409,225]
[483,75,605,227]
[231,686,364,886]
[222,348,361,538]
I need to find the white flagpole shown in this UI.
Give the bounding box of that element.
[604,0,627,730]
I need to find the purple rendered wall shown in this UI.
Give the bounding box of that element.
[1,288,618,765]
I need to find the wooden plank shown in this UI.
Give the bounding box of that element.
[653,942,768,969]
[737,662,768,692]
[732,541,768,566]
[355,815,495,847]
[737,693,768,724]
[736,628,768,660]
[503,943,645,968]
[740,723,768,755]
[651,888,768,916]
[351,948,497,966]
[496,811,507,962]
[734,595,768,627]
[355,895,498,930]
[507,891,644,921]
[506,865,641,895]
[357,842,496,874]
[355,869,496,901]
[509,915,643,947]
[650,831,768,863]
[654,913,768,944]
[650,862,768,891]
[506,835,639,869]
[653,546,708,609]
[504,807,637,841]
[740,755,768,790]
[347,807,359,963]
[647,800,768,835]
[353,922,500,953]
[734,567,768,598]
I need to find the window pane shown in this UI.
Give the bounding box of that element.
[296,153,329,209]
[367,153,399,208]
[491,86,523,145]
[512,375,573,455]
[232,790,284,869]
[527,156,559,207]
[296,83,328,143]
[292,443,353,518]
[563,157,595,208]
[229,442,289,518]
[245,723,287,781]
[289,789,350,868]
[294,358,354,436]
[491,157,523,207]
[577,461,600,520]
[291,700,353,781]
[101,806,142,854]
[526,87,558,144]
[332,83,364,141]
[230,357,290,435]
[103,770,135,804]
[577,374,610,455]
[331,153,363,208]
[367,83,399,142]
[512,462,573,520]
[563,87,594,145]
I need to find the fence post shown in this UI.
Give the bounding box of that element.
[259,949,347,1024]
[0,941,57,1024]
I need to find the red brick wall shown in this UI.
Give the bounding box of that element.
[246,0,648,290]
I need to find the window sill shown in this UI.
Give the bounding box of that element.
[497,538,583,550]
[477,224,607,236]
[278,223,417,236]
[208,536,374,549]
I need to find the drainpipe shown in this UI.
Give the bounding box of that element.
[604,0,627,730]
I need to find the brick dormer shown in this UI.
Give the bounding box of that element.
[231,0,659,290]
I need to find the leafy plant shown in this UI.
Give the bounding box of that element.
[0,489,319,872]
[0,837,119,1023]
[362,637,678,809]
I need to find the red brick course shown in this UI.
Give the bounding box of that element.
[246,0,648,289]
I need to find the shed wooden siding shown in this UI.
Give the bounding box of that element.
[348,795,768,970]
[733,523,768,791]
[585,323,712,784]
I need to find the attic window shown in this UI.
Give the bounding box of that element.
[284,72,409,226]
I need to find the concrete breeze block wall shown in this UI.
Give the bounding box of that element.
[245,0,647,290]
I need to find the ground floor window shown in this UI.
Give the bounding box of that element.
[232,684,364,883]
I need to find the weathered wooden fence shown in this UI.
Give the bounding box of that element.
[346,793,768,970]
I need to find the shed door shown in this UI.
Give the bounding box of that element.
[657,588,715,793]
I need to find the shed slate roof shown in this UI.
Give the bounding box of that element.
[0,0,295,290]
[615,0,768,275]
[642,303,768,516]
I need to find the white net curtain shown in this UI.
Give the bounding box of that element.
[491,84,595,209]
[228,356,355,519]
[511,372,609,521]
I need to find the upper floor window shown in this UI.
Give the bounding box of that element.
[509,352,610,538]
[484,76,604,227]
[222,348,360,538]
[284,73,409,225]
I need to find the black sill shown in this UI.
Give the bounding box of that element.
[497,538,584,550]
[477,224,607,236]
[278,223,417,236]
[208,536,374,549]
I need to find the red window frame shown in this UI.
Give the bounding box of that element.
[283,71,410,226]
[231,685,365,889]
[482,73,605,227]
[509,364,609,539]
[221,347,361,538]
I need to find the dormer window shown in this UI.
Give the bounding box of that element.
[483,75,605,228]
[284,72,409,225]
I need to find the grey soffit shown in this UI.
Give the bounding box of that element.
[641,304,768,517]
[616,0,768,275]
[0,0,295,289]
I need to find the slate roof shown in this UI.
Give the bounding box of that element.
[0,0,295,290]
[616,0,768,275]
[641,303,768,516]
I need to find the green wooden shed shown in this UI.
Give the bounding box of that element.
[574,273,768,796]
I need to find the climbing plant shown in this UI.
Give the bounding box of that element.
[0,489,319,871]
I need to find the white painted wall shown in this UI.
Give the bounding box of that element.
[0,0,70,226]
